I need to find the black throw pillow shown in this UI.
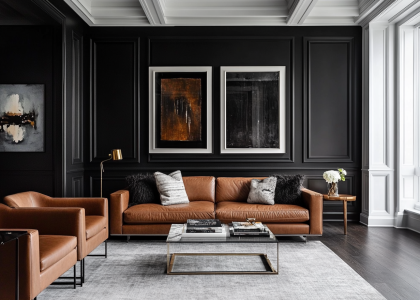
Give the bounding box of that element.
[125,173,160,207]
[270,174,305,205]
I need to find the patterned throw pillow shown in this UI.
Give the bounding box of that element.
[154,170,189,206]
[247,177,277,205]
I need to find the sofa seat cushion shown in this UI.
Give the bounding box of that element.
[215,202,309,223]
[85,216,107,239]
[124,201,215,224]
[39,235,77,272]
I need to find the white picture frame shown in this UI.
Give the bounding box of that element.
[149,66,212,154]
[220,66,286,154]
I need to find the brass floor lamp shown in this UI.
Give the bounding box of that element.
[100,149,123,197]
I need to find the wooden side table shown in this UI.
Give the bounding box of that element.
[323,194,356,235]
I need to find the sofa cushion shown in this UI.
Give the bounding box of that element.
[215,202,309,223]
[216,177,266,203]
[124,201,215,224]
[39,235,77,272]
[154,170,189,206]
[247,177,277,205]
[183,176,215,202]
[126,173,160,206]
[271,174,304,205]
[86,216,107,239]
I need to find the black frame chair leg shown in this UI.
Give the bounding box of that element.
[80,259,83,286]
[73,265,76,289]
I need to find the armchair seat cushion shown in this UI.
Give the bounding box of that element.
[85,216,107,239]
[216,202,310,223]
[124,201,215,224]
[39,235,77,272]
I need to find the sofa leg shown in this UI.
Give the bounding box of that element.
[127,236,130,243]
[74,264,76,289]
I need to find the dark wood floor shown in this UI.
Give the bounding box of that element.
[309,222,420,300]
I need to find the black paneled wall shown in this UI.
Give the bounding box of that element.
[86,27,362,221]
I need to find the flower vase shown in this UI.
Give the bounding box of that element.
[327,182,339,197]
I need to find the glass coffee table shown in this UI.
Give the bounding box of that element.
[166,224,279,275]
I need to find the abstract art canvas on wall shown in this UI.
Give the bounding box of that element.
[149,67,212,154]
[160,78,202,142]
[220,67,286,154]
[0,84,44,152]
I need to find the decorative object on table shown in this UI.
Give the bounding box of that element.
[323,168,346,197]
[246,218,256,225]
[100,149,123,197]
[270,174,304,205]
[220,66,286,154]
[125,173,160,206]
[0,84,44,152]
[149,66,212,153]
[154,170,189,206]
[230,222,269,236]
[247,177,277,205]
[323,194,356,235]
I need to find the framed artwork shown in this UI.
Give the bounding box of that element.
[149,67,212,153]
[0,84,45,152]
[220,66,286,154]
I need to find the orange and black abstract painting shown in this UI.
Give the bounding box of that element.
[160,78,202,142]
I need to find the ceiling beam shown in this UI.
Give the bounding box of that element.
[139,0,166,25]
[286,0,319,25]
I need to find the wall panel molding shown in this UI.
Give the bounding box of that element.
[72,30,83,165]
[303,37,354,163]
[90,38,140,164]
[71,175,84,197]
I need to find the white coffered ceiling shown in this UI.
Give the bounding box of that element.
[63,0,398,26]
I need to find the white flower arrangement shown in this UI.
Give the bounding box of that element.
[323,171,341,183]
[323,168,347,183]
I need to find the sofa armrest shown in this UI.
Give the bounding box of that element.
[301,188,323,235]
[0,205,85,260]
[46,198,107,216]
[0,229,41,300]
[110,190,129,235]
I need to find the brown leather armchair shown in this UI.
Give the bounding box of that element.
[3,192,108,285]
[0,204,80,300]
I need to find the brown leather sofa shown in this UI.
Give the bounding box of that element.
[3,192,108,285]
[0,204,80,300]
[110,176,323,237]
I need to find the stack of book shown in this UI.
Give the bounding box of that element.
[230,222,270,237]
[181,219,226,239]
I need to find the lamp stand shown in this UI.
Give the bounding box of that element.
[100,154,112,198]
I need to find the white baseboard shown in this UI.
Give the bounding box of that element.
[405,209,420,234]
[359,213,395,226]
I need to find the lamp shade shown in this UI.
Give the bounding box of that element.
[111,149,123,160]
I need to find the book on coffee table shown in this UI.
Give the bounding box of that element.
[181,224,226,239]
[232,222,265,232]
[187,219,222,228]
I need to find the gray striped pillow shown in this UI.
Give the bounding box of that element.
[154,170,189,206]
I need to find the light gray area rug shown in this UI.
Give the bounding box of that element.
[39,241,385,300]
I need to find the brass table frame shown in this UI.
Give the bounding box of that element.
[166,241,279,275]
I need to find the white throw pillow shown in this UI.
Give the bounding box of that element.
[247,177,277,205]
[154,170,189,206]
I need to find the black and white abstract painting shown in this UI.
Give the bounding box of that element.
[220,67,286,154]
[0,84,44,152]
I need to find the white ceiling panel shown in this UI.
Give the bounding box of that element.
[63,0,377,26]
